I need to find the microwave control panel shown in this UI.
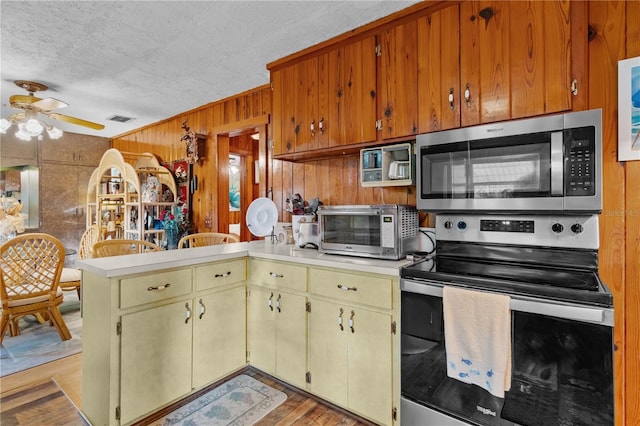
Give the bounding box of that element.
[381,215,395,248]
[565,127,596,196]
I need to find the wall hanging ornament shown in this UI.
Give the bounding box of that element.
[181,120,205,164]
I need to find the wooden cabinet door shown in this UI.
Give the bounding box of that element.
[120,300,192,424]
[247,286,277,374]
[40,163,94,252]
[334,36,377,146]
[348,308,393,426]
[460,1,572,127]
[193,286,247,388]
[509,0,571,118]
[308,298,349,406]
[377,20,419,140]
[275,291,307,388]
[417,4,461,133]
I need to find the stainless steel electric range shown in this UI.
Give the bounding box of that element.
[400,213,614,426]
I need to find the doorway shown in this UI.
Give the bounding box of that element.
[215,121,268,242]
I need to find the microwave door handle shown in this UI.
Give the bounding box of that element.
[551,131,564,196]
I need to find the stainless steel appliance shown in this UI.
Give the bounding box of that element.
[416,109,602,213]
[318,204,419,260]
[400,213,614,425]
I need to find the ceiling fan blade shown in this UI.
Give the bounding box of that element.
[33,97,68,111]
[48,113,105,130]
[10,94,42,106]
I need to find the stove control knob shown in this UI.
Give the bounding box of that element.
[444,221,454,230]
[551,223,564,234]
[457,221,467,230]
[571,223,583,234]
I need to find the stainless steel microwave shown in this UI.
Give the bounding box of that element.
[318,205,419,260]
[416,109,602,213]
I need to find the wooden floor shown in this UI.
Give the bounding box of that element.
[0,353,372,425]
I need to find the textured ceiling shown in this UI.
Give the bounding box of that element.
[1,1,418,139]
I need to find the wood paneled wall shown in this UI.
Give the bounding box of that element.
[587,2,639,425]
[112,86,271,234]
[110,2,637,424]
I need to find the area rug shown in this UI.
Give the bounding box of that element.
[0,378,86,426]
[151,374,287,426]
[0,292,82,377]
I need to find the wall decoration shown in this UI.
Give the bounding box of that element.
[618,56,640,161]
[181,120,206,164]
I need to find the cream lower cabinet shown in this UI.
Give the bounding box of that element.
[307,267,398,426]
[82,258,247,426]
[120,300,193,424]
[247,259,308,389]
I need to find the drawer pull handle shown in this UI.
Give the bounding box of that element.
[214,271,231,278]
[268,292,274,311]
[349,310,355,333]
[269,272,284,278]
[199,299,206,319]
[338,308,344,331]
[147,283,171,291]
[185,302,191,324]
[337,284,357,292]
[276,294,282,313]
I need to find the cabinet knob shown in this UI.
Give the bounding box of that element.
[464,83,471,107]
[349,310,355,333]
[268,292,274,311]
[198,298,206,319]
[337,284,357,292]
[448,88,455,111]
[147,283,171,291]
[185,302,191,324]
[319,117,325,135]
[276,294,282,313]
[269,272,284,278]
[310,119,316,136]
[338,308,344,331]
[214,271,231,278]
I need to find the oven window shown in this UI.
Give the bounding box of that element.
[401,292,613,426]
[321,214,380,246]
[421,132,552,199]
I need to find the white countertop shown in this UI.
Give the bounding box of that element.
[77,240,412,278]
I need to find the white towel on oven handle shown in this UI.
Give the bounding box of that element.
[443,286,512,398]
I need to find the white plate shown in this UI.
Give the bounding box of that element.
[246,197,278,236]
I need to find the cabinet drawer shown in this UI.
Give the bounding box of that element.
[120,269,191,309]
[195,259,246,291]
[250,259,307,292]
[309,269,392,309]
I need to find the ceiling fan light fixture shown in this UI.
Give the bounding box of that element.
[46,125,63,139]
[15,126,33,141]
[23,118,44,136]
[0,118,11,134]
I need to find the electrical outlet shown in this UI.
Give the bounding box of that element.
[204,216,212,228]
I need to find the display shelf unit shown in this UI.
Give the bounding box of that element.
[360,142,414,187]
[86,149,177,246]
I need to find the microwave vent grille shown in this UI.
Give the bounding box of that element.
[401,209,419,238]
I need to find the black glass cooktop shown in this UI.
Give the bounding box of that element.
[401,242,613,307]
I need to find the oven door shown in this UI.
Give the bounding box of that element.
[400,279,614,426]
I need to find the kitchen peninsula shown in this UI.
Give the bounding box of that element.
[78,242,408,426]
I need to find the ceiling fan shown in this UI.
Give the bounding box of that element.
[1,80,104,141]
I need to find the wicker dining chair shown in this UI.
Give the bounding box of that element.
[0,233,72,344]
[178,232,240,249]
[92,239,162,258]
[58,225,101,299]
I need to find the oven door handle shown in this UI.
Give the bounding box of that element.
[401,280,613,326]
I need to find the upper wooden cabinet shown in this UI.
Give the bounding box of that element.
[41,134,109,166]
[417,1,573,132]
[271,37,377,156]
[376,20,419,140]
[271,0,576,159]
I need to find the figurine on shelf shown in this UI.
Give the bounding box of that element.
[182,120,199,164]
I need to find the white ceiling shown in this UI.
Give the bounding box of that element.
[1,1,418,139]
